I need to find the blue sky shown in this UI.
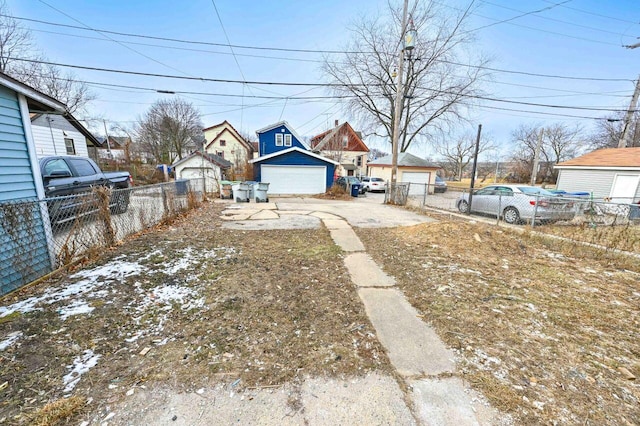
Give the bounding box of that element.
[6,0,640,159]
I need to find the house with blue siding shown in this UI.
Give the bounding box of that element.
[250,121,338,194]
[0,72,67,295]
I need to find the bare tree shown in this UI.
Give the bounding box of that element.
[323,1,489,153]
[510,123,582,184]
[0,2,95,113]
[588,112,640,150]
[135,99,203,164]
[368,148,389,161]
[434,132,493,180]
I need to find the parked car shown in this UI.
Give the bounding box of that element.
[335,176,365,194]
[434,176,447,193]
[40,156,133,224]
[361,176,387,193]
[456,184,575,224]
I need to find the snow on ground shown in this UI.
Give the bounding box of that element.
[0,331,23,351]
[63,349,102,393]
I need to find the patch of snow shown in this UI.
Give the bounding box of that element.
[63,349,101,393]
[138,284,204,312]
[59,300,95,320]
[0,331,23,351]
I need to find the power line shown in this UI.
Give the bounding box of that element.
[539,0,640,25]
[35,0,194,78]
[469,0,571,33]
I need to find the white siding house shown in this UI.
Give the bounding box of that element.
[30,113,99,159]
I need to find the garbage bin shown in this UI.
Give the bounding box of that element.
[255,182,270,202]
[245,181,257,200]
[350,183,361,197]
[175,179,189,195]
[220,180,232,199]
[233,182,250,203]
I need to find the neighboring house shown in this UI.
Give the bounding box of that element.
[203,120,253,178]
[368,152,442,195]
[30,112,100,159]
[172,151,231,193]
[96,136,128,161]
[249,121,337,194]
[0,72,67,294]
[555,147,640,203]
[310,120,369,177]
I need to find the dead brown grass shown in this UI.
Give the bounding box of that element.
[314,184,352,200]
[28,396,85,426]
[0,202,389,424]
[357,220,640,425]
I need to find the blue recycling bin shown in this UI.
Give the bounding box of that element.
[350,183,361,197]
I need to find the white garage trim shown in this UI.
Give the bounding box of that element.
[261,165,326,194]
[402,171,431,195]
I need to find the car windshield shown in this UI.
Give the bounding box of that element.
[371,178,384,182]
[347,177,360,183]
[517,186,555,196]
[435,176,445,183]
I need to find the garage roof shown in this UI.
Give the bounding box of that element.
[555,147,640,169]
[249,147,339,165]
[368,152,439,168]
[172,150,232,169]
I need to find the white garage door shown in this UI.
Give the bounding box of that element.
[261,165,326,194]
[402,171,431,195]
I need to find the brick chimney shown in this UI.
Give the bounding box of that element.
[334,119,339,127]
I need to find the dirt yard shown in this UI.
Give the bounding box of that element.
[0,202,390,425]
[357,218,640,425]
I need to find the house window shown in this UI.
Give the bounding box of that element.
[284,134,292,147]
[216,151,224,158]
[275,134,283,146]
[64,138,76,155]
[220,139,226,146]
[357,156,363,167]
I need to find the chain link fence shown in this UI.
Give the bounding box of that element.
[403,182,640,253]
[1,178,206,295]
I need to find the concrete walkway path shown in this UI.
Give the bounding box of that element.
[215,198,505,425]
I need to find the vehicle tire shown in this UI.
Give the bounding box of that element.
[457,200,469,213]
[503,206,520,224]
[110,191,129,215]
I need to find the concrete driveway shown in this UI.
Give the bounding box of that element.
[219,192,436,230]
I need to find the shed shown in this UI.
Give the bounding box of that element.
[555,147,640,203]
[30,112,100,159]
[249,147,338,195]
[368,152,441,194]
[172,151,231,193]
[0,72,67,294]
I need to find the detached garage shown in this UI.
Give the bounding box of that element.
[172,151,231,193]
[368,152,441,194]
[250,147,337,195]
[555,147,640,203]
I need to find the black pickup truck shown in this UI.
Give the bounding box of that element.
[39,156,132,224]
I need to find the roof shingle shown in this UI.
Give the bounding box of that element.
[556,147,640,168]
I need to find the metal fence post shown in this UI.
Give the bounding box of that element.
[531,193,539,227]
[422,183,427,209]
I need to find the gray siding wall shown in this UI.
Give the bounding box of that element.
[0,85,36,202]
[557,169,640,200]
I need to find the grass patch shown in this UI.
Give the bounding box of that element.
[28,396,85,426]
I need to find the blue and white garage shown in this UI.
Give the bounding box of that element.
[250,147,337,195]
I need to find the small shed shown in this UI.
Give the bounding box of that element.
[249,147,338,195]
[172,151,231,193]
[368,152,441,194]
[555,147,640,203]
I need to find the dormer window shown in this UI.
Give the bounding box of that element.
[220,139,226,146]
[284,134,292,147]
[275,134,283,146]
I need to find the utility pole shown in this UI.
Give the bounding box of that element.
[390,0,410,196]
[618,75,640,148]
[531,128,544,185]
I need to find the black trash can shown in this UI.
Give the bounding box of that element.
[350,183,361,197]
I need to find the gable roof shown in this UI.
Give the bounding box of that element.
[30,112,101,146]
[0,71,66,113]
[171,150,232,169]
[255,120,310,149]
[203,120,252,152]
[249,146,339,165]
[368,152,439,168]
[555,147,640,169]
[310,122,369,152]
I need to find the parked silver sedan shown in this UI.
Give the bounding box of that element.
[456,185,575,224]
